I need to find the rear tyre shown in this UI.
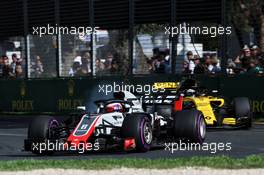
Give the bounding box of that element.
[233,97,252,129]
[28,116,59,155]
[172,110,206,143]
[121,114,152,152]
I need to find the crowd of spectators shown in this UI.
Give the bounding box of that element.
[1,44,264,78]
[181,44,264,75]
[0,54,25,79]
[227,45,264,74]
[0,53,47,79]
[69,45,264,76]
[146,48,171,74]
[95,52,121,75]
[99,53,120,74]
[69,51,121,77]
[182,51,221,74]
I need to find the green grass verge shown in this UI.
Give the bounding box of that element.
[0,155,264,171]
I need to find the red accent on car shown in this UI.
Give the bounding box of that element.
[124,138,136,151]
[174,95,183,111]
[65,115,100,150]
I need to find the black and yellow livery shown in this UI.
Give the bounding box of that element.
[181,96,251,128]
[152,79,252,129]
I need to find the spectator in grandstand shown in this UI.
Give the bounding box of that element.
[247,58,263,74]
[182,60,191,74]
[105,52,114,70]
[243,45,251,57]
[95,58,105,72]
[0,56,3,77]
[193,56,206,74]
[32,55,44,78]
[226,59,236,74]
[35,57,44,77]
[186,51,195,74]
[80,52,91,76]
[10,53,18,75]
[15,64,24,78]
[146,58,154,73]
[250,45,260,60]
[149,50,159,73]
[2,55,12,78]
[147,47,171,74]
[210,55,221,74]
[152,54,166,73]
[69,61,81,77]
[234,45,251,71]
[204,54,213,72]
[110,59,120,74]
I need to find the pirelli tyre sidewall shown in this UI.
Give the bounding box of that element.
[121,114,152,152]
[28,116,59,155]
[172,109,206,143]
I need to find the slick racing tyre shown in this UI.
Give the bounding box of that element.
[172,109,206,143]
[121,114,152,152]
[28,116,59,155]
[233,97,252,129]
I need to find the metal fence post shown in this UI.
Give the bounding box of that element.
[221,0,227,73]
[129,0,134,76]
[89,0,95,76]
[55,0,61,78]
[171,0,176,74]
[23,0,29,79]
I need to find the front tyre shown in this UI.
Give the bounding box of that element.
[233,97,252,129]
[121,114,152,152]
[172,110,206,143]
[28,116,59,155]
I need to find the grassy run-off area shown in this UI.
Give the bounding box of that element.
[0,155,264,171]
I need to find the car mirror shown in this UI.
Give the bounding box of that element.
[212,90,218,93]
[77,106,86,111]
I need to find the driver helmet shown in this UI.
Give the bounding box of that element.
[105,103,124,113]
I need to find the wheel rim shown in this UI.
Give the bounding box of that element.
[199,117,206,139]
[143,122,152,144]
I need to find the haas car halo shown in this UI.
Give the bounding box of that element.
[24,90,206,155]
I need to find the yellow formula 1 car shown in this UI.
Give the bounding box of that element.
[181,95,252,128]
[146,79,252,129]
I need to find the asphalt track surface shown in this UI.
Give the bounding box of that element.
[0,115,263,160]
